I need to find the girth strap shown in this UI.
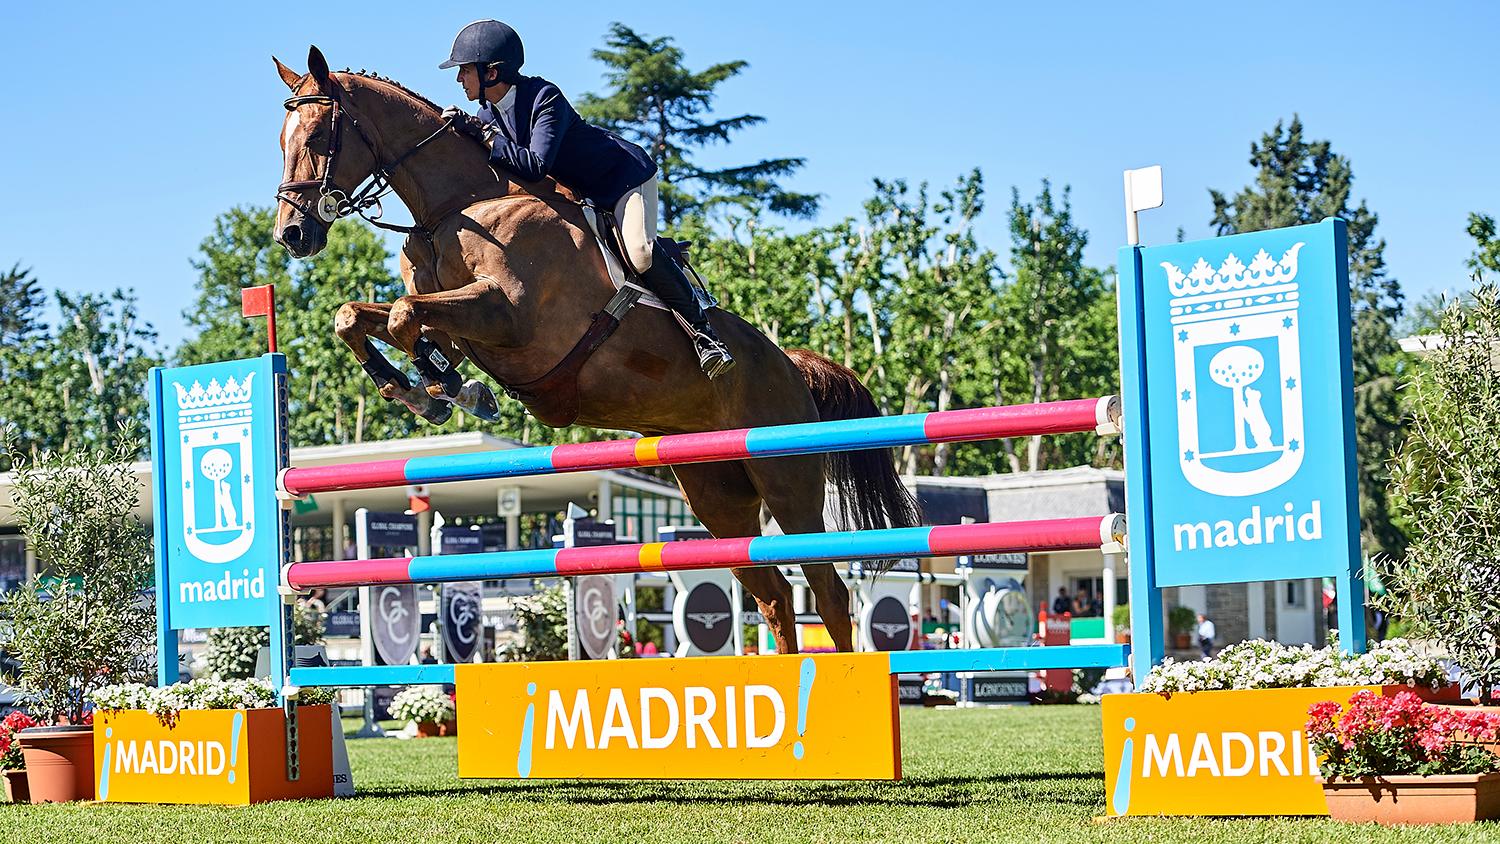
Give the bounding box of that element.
[500,285,644,427]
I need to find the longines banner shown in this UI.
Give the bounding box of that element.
[150,356,285,630]
[1103,687,1385,816]
[455,654,900,780]
[1128,219,1359,586]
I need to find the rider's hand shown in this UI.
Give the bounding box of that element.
[442,107,489,144]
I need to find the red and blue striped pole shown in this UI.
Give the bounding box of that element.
[284,515,1125,590]
[280,396,1120,497]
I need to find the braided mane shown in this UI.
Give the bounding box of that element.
[338,68,442,114]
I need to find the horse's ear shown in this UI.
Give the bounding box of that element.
[307,45,333,91]
[272,56,302,91]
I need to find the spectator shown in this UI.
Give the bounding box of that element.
[419,645,438,665]
[1196,614,1216,658]
[1051,587,1072,616]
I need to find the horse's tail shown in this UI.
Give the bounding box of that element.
[785,349,923,533]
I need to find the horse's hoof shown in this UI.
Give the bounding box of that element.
[419,400,454,425]
[456,380,501,421]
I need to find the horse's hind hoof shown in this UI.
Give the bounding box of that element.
[419,400,453,425]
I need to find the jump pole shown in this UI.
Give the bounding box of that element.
[279,396,1121,496]
[285,515,1125,590]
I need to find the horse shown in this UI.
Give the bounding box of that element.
[270,46,920,654]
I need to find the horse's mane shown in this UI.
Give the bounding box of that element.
[335,68,442,115]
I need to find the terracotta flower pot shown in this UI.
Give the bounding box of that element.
[19,725,95,803]
[1318,772,1500,824]
[1173,633,1192,649]
[3,769,29,803]
[415,719,458,738]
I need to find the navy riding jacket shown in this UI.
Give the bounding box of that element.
[478,76,657,207]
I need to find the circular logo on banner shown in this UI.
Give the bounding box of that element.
[371,584,420,666]
[681,582,734,653]
[441,582,483,663]
[575,575,618,660]
[867,595,912,651]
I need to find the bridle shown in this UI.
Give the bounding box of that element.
[276,89,454,236]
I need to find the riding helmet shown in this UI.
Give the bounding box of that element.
[439,20,525,83]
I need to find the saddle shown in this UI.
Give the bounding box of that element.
[497,203,715,427]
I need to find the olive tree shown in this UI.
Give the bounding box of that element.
[0,426,155,722]
[1379,283,1500,702]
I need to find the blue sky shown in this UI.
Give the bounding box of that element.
[3,2,1495,348]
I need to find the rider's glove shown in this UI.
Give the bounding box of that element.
[442,107,490,144]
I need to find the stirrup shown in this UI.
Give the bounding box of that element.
[695,334,736,379]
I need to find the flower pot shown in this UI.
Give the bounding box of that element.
[3,769,29,803]
[94,704,334,805]
[415,719,458,738]
[1318,772,1500,824]
[19,725,95,803]
[1173,633,1192,649]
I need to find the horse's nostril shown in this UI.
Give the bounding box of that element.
[282,224,303,249]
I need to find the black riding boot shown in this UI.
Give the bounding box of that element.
[638,241,736,379]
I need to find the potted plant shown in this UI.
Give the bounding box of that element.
[1167,605,1197,650]
[1306,689,1500,823]
[389,686,457,737]
[1111,604,1130,645]
[1379,285,1500,707]
[0,430,155,802]
[0,711,38,801]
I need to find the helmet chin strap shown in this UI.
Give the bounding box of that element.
[476,63,499,108]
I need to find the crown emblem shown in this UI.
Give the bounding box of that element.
[1163,243,1304,322]
[174,373,255,431]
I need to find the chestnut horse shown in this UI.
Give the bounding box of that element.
[270,47,919,653]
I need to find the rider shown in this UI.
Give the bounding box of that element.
[438,19,735,379]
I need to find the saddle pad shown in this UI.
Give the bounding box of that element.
[580,205,669,312]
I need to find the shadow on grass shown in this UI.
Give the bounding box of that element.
[347,770,1103,810]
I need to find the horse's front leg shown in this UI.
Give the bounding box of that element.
[385,281,511,422]
[333,300,453,425]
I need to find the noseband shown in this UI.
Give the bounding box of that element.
[276,90,453,232]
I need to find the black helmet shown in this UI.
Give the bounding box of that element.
[439,20,525,83]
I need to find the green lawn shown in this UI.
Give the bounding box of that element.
[0,706,1494,843]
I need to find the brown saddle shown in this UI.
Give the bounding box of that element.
[498,206,698,427]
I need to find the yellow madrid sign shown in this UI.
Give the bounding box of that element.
[94,705,334,805]
[1102,686,1390,816]
[456,653,900,780]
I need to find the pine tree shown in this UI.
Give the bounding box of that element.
[576,23,818,227]
[1209,115,1406,560]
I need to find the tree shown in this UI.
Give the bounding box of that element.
[1468,213,1500,276]
[36,290,161,456]
[1378,285,1500,703]
[1209,116,1406,560]
[995,181,1120,472]
[0,266,53,469]
[577,23,818,227]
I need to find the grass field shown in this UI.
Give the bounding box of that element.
[0,706,1493,843]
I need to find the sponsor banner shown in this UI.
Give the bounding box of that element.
[439,527,485,555]
[94,705,333,805]
[574,574,619,660]
[369,584,421,665]
[961,672,1030,705]
[456,653,900,780]
[961,552,1028,571]
[1103,687,1384,816]
[1132,220,1358,586]
[364,512,418,550]
[150,356,284,630]
[674,577,735,656]
[441,581,484,663]
[861,594,913,651]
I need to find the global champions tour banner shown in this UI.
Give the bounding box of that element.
[149,356,287,632]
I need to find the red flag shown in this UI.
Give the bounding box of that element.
[240,285,278,353]
[241,284,274,317]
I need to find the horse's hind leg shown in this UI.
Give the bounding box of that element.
[333,301,452,424]
[742,455,856,653]
[670,462,801,655]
